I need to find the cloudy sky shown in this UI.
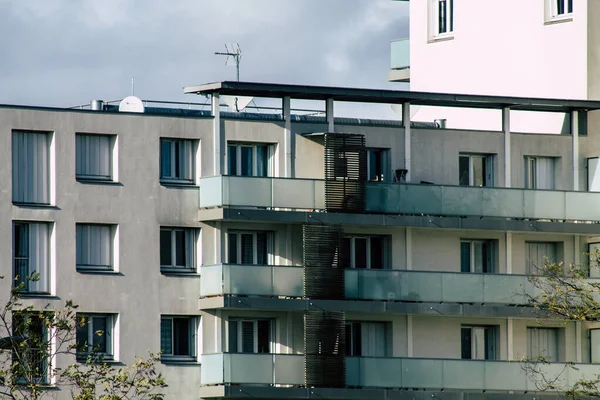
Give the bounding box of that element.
[0,0,409,110]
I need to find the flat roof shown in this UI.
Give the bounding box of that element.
[184,81,600,113]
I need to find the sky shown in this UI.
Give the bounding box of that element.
[0,0,410,113]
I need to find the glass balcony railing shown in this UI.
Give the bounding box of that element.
[200,265,537,305]
[390,38,410,70]
[201,354,597,392]
[199,176,600,222]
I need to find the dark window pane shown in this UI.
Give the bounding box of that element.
[461,242,471,272]
[228,233,238,264]
[257,232,268,265]
[160,230,172,266]
[241,234,254,264]
[228,145,237,176]
[175,230,186,267]
[241,147,253,176]
[256,145,268,177]
[14,223,29,258]
[352,323,362,356]
[461,328,472,359]
[242,321,254,353]
[340,238,351,268]
[370,237,383,269]
[459,156,470,186]
[345,324,352,356]
[173,318,190,356]
[92,317,107,354]
[161,319,173,355]
[257,320,270,353]
[160,141,171,178]
[354,238,367,269]
[76,315,89,352]
[228,321,238,353]
[174,141,181,178]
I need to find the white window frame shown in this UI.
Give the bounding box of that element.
[227,231,275,265]
[547,0,573,21]
[343,236,390,269]
[227,142,276,177]
[160,138,195,183]
[75,133,115,182]
[76,224,115,272]
[460,239,497,273]
[525,156,556,190]
[459,154,494,187]
[160,228,198,272]
[13,313,50,384]
[430,0,454,39]
[160,316,197,362]
[76,313,115,361]
[228,319,273,354]
[13,221,51,294]
[12,130,51,205]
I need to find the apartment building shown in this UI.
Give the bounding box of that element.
[6,80,600,399]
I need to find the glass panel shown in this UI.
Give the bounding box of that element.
[459,156,470,186]
[175,230,186,267]
[173,318,190,356]
[241,321,254,353]
[76,315,89,352]
[370,237,383,269]
[473,241,484,273]
[472,157,484,187]
[228,145,237,176]
[160,230,172,266]
[257,320,270,353]
[460,242,471,272]
[92,317,107,354]
[241,234,254,265]
[161,319,173,355]
[354,238,367,269]
[341,238,351,268]
[160,140,172,178]
[256,145,268,177]
[241,147,253,176]
[228,320,238,353]
[228,233,238,264]
[461,328,472,359]
[472,327,486,360]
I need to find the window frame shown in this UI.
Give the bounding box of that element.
[228,318,273,354]
[226,231,275,265]
[525,241,560,274]
[160,227,198,273]
[460,325,498,360]
[159,138,196,184]
[76,223,115,272]
[342,235,390,269]
[547,0,573,20]
[160,316,197,362]
[12,313,50,384]
[13,221,51,294]
[524,156,556,190]
[459,154,494,187]
[367,148,391,182]
[76,313,116,361]
[227,142,274,177]
[527,327,561,362]
[460,239,497,273]
[75,133,115,182]
[12,130,51,206]
[430,0,454,39]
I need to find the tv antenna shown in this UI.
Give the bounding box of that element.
[215,44,242,81]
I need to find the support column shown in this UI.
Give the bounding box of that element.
[403,102,411,182]
[326,98,334,132]
[503,107,511,188]
[506,232,512,274]
[574,235,581,266]
[407,315,413,357]
[283,96,294,178]
[212,94,224,175]
[572,110,580,191]
[507,318,514,360]
[406,227,412,270]
[214,222,222,264]
[576,321,582,362]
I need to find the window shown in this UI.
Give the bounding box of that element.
[367,149,390,182]
[76,224,114,271]
[76,134,114,181]
[525,156,555,190]
[227,231,274,265]
[160,139,194,183]
[227,143,275,177]
[160,316,197,361]
[460,240,497,273]
[228,319,272,353]
[341,236,390,269]
[13,222,50,294]
[12,313,48,384]
[346,322,388,357]
[550,0,573,18]
[160,228,197,272]
[12,130,50,204]
[527,328,559,362]
[526,242,558,274]
[431,0,453,37]
[461,326,498,360]
[459,154,494,187]
[76,314,115,361]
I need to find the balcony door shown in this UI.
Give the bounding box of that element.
[459,154,493,187]
[461,326,497,360]
[460,240,496,273]
[526,242,558,274]
[227,231,274,265]
[346,321,388,357]
[525,156,555,190]
[228,319,272,354]
[527,327,559,362]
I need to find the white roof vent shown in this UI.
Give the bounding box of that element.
[222,95,253,112]
[119,96,145,113]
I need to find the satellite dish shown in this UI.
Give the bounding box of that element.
[391,104,421,119]
[119,96,145,113]
[222,95,253,112]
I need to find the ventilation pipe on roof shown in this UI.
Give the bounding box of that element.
[90,100,104,111]
[435,119,447,128]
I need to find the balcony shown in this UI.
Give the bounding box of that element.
[389,38,410,83]
[200,354,596,392]
[199,176,600,222]
[200,265,536,305]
